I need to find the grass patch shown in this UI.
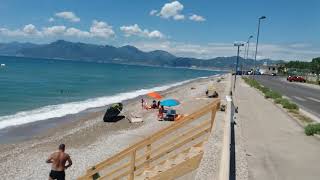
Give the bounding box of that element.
[264,91,282,99]
[242,77,298,110]
[243,76,317,136]
[288,109,299,114]
[282,101,299,110]
[274,98,283,104]
[305,123,320,136]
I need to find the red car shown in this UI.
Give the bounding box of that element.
[287,75,306,82]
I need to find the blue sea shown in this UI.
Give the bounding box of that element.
[0,56,220,130]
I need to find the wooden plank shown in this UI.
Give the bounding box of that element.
[135,127,210,171]
[150,152,204,180]
[92,125,205,180]
[210,108,217,131]
[113,130,208,180]
[129,150,136,180]
[145,143,152,170]
[78,99,220,179]
[139,120,210,160]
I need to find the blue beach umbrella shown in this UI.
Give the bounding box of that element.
[160,99,180,107]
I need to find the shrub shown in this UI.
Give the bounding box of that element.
[305,123,320,136]
[274,98,283,104]
[282,101,299,110]
[264,91,282,99]
[260,87,271,94]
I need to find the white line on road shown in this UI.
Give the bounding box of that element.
[293,96,306,101]
[307,97,320,103]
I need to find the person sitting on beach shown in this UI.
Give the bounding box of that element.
[158,105,164,120]
[151,100,157,109]
[46,144,72,180]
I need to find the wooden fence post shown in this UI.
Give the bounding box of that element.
[210,106,217,131]
[129,150,136,180]
[145,143,151,170]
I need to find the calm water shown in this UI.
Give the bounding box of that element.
[0,56,220,129]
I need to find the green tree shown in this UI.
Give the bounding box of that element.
[311,57,320,83]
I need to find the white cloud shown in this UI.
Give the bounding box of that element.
[149,10,158,16]
[89,20,115,38]
[189,14,206,22]
[23,24,41,35]
[65,27,91,38]
[148,30,164,39]
[131,41,320,60]
[120,24,142,37]
[42,26,66,36]
[0,28,24,36]
[48,17,55,22]
[158,1,185,20]
[173,14,185,20]
[120,24,164,39]
[0,20,115,40]
[55,11,80,22]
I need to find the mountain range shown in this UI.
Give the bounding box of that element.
[0,40,284,69]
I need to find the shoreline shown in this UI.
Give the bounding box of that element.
[0,75,220,140]
[0,74,228,179]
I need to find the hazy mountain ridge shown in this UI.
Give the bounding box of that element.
[0,40,283,69]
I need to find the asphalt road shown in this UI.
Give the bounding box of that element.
[254,75,320,120]
[236,79,320,180]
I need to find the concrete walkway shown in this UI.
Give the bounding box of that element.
[235,78,320,180]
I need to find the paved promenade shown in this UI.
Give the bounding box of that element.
[235,78,320,180]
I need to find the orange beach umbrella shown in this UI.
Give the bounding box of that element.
[147,91,163,99]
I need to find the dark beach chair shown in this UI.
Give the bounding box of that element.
[164,109,177,121]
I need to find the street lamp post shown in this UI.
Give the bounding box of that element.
[243,35,253,73]
[246,35,253,60]
[253,16,266,78]
[234,42,245,90]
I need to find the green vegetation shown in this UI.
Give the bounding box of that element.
[281,101,299,110]
[304,123,320,136]
[285,57,320,85]
[264,91,282,99]
[243,76,318,136]
[242,77,299,111]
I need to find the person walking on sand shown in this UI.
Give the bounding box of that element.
[141,98,145,109]
[158,105,164,120]
[46,144,72,180]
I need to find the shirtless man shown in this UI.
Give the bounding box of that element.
[46,144,72,180]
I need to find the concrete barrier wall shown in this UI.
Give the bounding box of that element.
[195,74,232,180]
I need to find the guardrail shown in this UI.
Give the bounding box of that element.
[78,99,220,180]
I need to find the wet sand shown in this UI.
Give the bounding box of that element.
[0,74,228,179]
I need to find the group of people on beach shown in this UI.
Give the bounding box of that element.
[141,98,165,120]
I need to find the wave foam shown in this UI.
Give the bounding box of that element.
[0,77,208,130]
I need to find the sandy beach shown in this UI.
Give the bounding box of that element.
[0,74,228,179]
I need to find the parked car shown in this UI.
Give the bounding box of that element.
[271,73,277,76]
[287,75,306,82]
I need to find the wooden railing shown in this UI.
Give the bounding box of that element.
[78,99,220,180]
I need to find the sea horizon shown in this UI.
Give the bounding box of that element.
[0,55,222,131]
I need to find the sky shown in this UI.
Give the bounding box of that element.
[0,0,319,61]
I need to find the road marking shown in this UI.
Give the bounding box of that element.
[293,96,306,101]
[307,97,320,103]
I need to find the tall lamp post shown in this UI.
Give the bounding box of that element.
[253,16,266,78]
[234,42,245,90]
[242,35,253,73]
[246,35,253,60]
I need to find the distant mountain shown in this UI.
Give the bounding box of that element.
[0,42,39,56]
[0,40,283,69]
